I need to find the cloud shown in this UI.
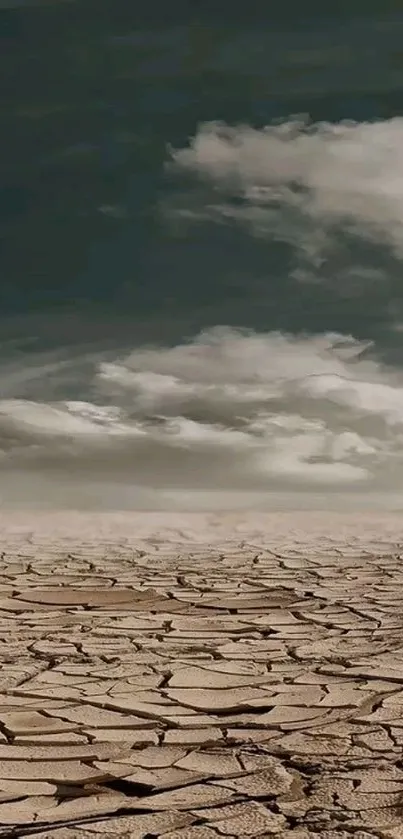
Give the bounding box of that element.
[168,118,403,260]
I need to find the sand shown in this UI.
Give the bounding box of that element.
[1,509,403,837]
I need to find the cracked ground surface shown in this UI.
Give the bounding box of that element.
[1,511,403,838]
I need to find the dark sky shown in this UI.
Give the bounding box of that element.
[2,3,403,354]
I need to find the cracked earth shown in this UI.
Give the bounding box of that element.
[1,511,403,838]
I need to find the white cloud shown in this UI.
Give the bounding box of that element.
[169,118,403,259]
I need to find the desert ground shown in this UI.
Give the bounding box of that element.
[1,510,403,838]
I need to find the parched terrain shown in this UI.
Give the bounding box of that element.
[1,512,403,838]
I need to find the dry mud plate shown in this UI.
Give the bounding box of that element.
[1,511,403,838]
